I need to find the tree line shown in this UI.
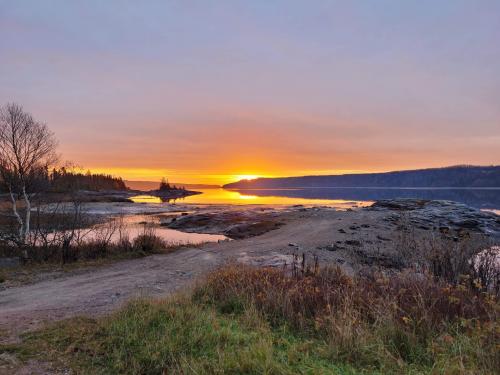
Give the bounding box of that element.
[49,168,127,192]
[0,103,126,252]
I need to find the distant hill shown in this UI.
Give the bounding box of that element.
[223,166,500,189]
[125,180,219,191]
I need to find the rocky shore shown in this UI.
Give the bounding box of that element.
[369,199,500,239]
[164,198,500,242]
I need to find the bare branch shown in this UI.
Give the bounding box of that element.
[0,103,58,247]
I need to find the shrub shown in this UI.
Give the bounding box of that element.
[195,264,500,373]
[132,224,166,253]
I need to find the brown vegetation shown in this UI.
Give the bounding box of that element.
[194,262,499,373]
[5,260,498,374]
[0,223,172,266]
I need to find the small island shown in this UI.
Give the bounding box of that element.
[147,178,201,201]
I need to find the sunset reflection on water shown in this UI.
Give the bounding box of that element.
[130,188,372,208]
[129,195,163,204]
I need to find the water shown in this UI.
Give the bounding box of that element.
[90,214,228,245]
[130,187,500,211]
[131,189,372,208]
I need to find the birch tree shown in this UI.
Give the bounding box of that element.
[0,103,57,250]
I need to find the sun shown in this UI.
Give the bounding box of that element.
[233,174,259,181]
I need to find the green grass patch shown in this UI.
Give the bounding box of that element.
[4,297,359,374]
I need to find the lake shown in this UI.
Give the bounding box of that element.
[130,187,500,212]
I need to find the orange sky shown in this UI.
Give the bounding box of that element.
[65,108,499,185]
[2,1,500,185]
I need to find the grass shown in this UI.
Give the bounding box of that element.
[196,265,499,374]
[4,298,357,374]
[2,264,498,374]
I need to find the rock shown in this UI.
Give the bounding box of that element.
[368,199,500,239]
[452,219,480,229]
[319,244,343,251]
[376,235,391,241]
[167,210,284,239]
[371,199,429,211]
[338,228,346,233]
[237,253,297,267]
[288,243,298,247]
[225,221,283,240]
[345,240,362,247]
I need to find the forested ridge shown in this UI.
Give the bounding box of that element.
[224,165,500,189]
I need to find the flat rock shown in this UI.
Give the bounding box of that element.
[237,253,297,268]
[369,199,500,239]
[166,210,284,239]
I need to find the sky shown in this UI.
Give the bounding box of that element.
[1,0,499,185]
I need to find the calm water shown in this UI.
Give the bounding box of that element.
[90,214,228,245]
[131,189,371,208]
[131,187,500,211]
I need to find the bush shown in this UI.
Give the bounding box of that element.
[132,234,165,254]
[195,264,500,373]
[0,233,169,265]
[391,216,499,294]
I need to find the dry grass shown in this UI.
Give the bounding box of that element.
[2,263,499,374]
[195,263,500,373]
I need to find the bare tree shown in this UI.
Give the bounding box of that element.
[0,103,57,251]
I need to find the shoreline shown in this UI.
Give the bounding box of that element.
[1,199,498,330]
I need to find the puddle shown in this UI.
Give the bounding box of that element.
[89,214,228,245]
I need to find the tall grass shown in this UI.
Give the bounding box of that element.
[5,263,498,374]
[195,264,499,374]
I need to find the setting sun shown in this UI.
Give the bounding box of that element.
[233,175,260,182]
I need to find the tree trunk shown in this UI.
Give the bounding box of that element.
[8,187,24,240]
[22,185,31,244]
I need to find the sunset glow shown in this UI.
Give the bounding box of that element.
[1,1,499,183]
[232,175,260,182]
